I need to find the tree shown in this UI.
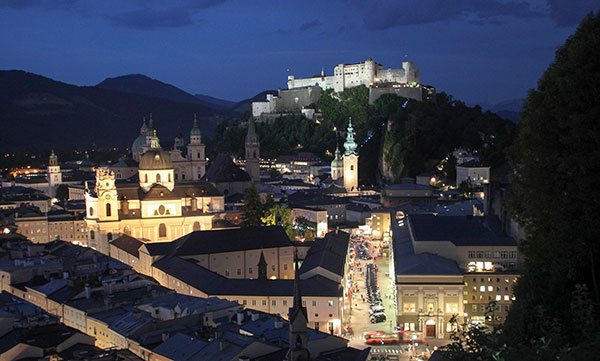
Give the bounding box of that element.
[503,12,600,360]
[241,184,263,227]
[54,184,69,201]
[261,204,295,240]
[294,216,316,241]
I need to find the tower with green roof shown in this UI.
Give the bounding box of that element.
[342,117,358,192]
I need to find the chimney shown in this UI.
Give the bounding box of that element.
[219,340,229,352]
[251,312,259,321]
[236,310,244,325]
[121,199,129,215]
[161,332,170,342]
[191,194,197,212]
[274,316,283,329]
[84,284,91,299]
[63,272,69,279]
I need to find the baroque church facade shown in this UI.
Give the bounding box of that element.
[85,131,224,255]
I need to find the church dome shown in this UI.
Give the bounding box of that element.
[132,135,146,152]
[139,149,173,170]
[139,132,173,170]
[331,148,343,168]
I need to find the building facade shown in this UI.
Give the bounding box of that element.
[85,132,224,255]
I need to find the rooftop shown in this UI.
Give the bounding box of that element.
[408,214,516,247]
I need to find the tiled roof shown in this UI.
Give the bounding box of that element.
[408,214,516,246]
[173,226,293,256]
[110,234,144,256]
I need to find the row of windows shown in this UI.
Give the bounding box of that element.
[470,277,518,284]
[238,299,335,308]
[143,173,172,183]
[470,304,511,313]
[468,251,517,259]
[402,303,459,313]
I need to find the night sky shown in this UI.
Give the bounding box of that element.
[1,0,599,105]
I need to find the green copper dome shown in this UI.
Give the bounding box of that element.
[331,147,343,168]
[343,117,357,156]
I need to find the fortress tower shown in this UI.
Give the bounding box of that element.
[343,118,358,192]
[245,117,260,183]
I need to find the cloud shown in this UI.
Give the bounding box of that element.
[108,0,228,30]
[299,19,321,31]
[349,0,544,29]
[0,0,77,10]
[109,7,196,30]
[547,0,600,26]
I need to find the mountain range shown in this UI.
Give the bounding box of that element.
[0,71,255,150]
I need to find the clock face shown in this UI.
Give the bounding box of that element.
[105,194,111,200]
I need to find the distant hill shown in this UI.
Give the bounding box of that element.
[97,74,202,104]
[0,70,233,150]
[194,94,236,110]
[231,90,278,114]
[480,98,522,122]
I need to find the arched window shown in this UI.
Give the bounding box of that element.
[144,174,148,183]
[89,207,94,216]
[197,152,200,159]
[168,173,171,182]
[193,221,201,232]
[159,223,167,238]
[107,232,112,241]
[156,173,161,183]
[90,230,95,240]
[106,203,112,217]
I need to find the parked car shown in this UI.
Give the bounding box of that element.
[370,312,387,323]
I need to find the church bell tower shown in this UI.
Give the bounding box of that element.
[245,117,260,183]
[47,150,62,197]
[343,118,358,192]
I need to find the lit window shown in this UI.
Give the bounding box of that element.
[480,286,485,292]
[488,286,493,292]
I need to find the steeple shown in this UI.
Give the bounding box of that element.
[150,130,161,149]
[148,113,154,131]
[258,251,267,280]
[140,117,149,135]
[49,150,58,167]
[190,113,202,137]
[286,251,310,361]
[343,117,357,156]
[245,118,260,183]
[247,116,257,138]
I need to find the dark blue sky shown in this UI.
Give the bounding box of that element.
[1,0,598,105]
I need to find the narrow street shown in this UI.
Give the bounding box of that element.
[345,233,435,360]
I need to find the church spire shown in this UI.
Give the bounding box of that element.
[258,250,268,280]
[286,250,310,361]
[247,116,257,138]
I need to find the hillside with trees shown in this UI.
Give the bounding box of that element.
[209,86,516,186]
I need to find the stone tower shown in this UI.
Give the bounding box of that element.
[330,146,343,180]
[343,118,358,192]
[95,168,119,222]
[47,150,62,196]
[245,117,260,183]
[286,253,310,361]
[187,114,206,179]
